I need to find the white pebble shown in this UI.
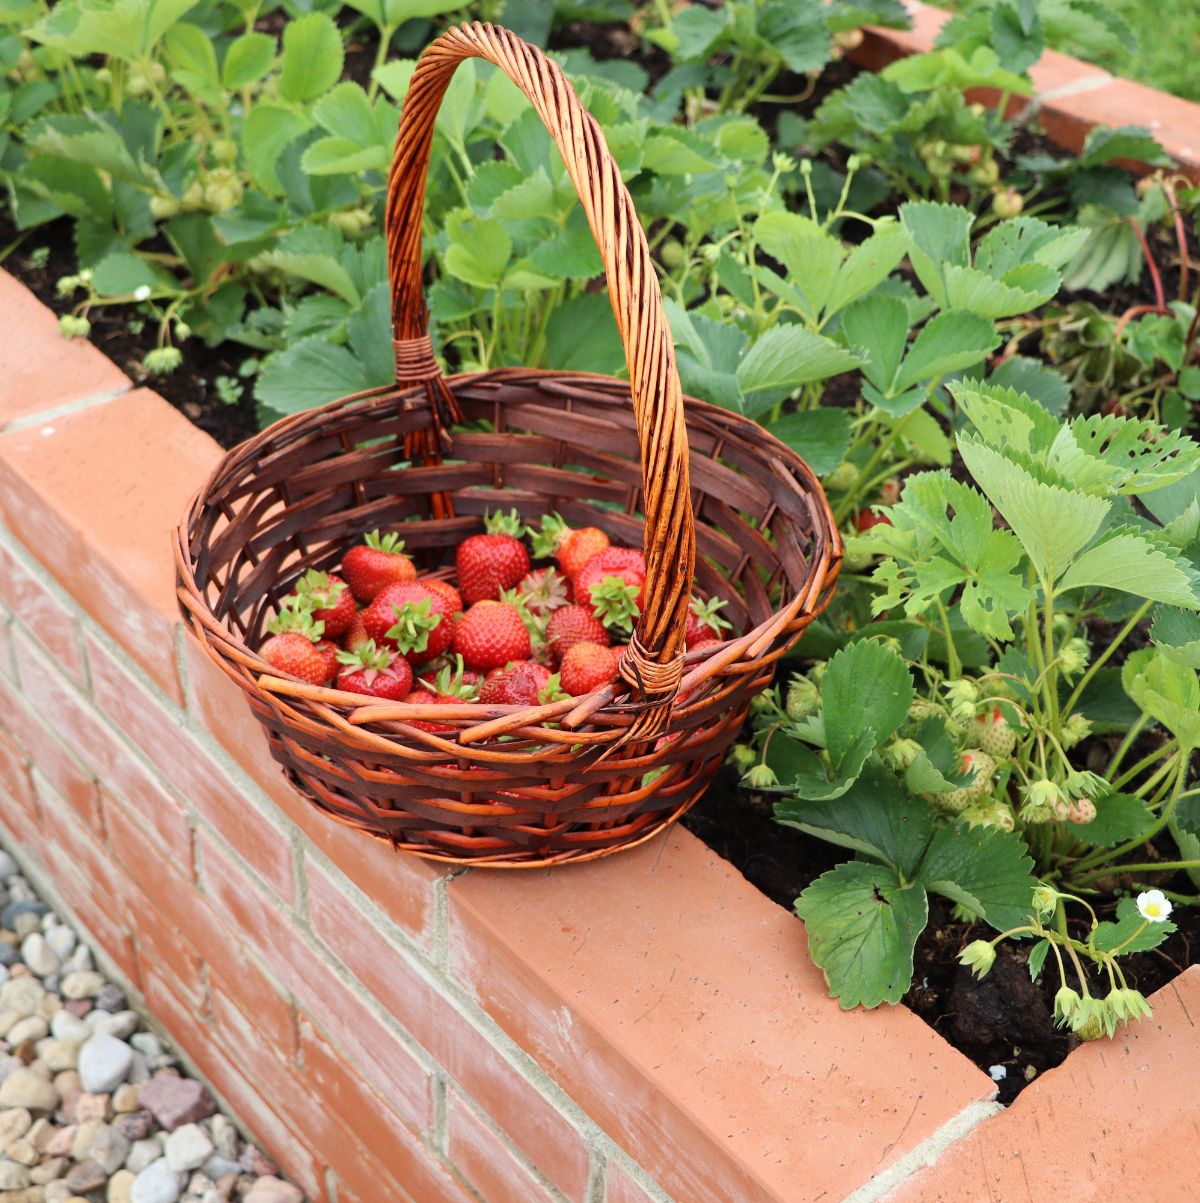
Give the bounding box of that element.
[0,850,16,880]
[44,926,76,961]
[989,1064,1008,1081]
[50,1010,90,1042]
[164,1123,214,1173]
[131,1156,182,1203]
[78,1032,134,1093]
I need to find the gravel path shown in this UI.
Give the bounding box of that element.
[0,848,305,1203]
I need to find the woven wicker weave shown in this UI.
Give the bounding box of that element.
[176,22,842,867]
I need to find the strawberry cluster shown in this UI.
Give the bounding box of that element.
[256,511,731,714]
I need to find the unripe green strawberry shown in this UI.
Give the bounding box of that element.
[825,461,860,491]
[785,675,819,719]
[961,800,1015,833]
[966,706,1016,758]
[991,187,1024,218]
[933,750,995,814]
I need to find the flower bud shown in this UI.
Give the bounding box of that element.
[744,762,779,790]
[57,314,91,340]
[1064,770,1105,800]
[173,321,192,342]
[957,940,996,979]
[142,346,183,375]
[1052,985,1082,1027]
[1031,884,1058,918]
[149,194,181,219]
[1069,995,1110,1040]
[881,737,922,773]
[1106,987,1152,1024]
[1060,713,1092,749]
[726,743,757,773]
[785,675,819,720]
[942,678,979,721]
[1020,778,1060,823]
[1059,637,1090,677]
[55,275,81,297]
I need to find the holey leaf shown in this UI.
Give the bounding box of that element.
[795,861,928,1009]
[957,435,1109,583]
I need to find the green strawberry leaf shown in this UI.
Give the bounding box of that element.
[795,861,928,1009]
[920,822,1037,933]
[767,407,852,477]
[1151,606,1200,668]
[1068,794,1154,848]
[1093,897,1176,955]
[821,639,915,775]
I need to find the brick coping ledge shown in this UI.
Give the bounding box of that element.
[0,36,1197,1188]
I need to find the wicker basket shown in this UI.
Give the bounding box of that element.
[176,22,842,867]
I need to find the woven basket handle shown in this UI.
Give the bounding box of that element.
[386,22,696,735]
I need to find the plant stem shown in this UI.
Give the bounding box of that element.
[1062,600,1153,716]
[1105,713,1150,783]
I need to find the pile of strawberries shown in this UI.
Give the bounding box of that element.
[256,511,730,719]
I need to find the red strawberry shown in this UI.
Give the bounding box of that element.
[294,570,355,638]
[314,639,341,681]
[685,596,730,648]
[479,661,558,706]
[456,510,531,604]
[516,567,570,617]
[342,613,369,653]
[416,655,481,702]
[453,601,532,672]
[335,641,413,701]
[574,548,646,632]
[688,635,723,654]
[855,509,893,532]
[559,642,620,696]
[363,582,453,665]
[530,513,612,581]
[545,604,609,663]
[418,577,463,616]
[341,530,416,603]
[260,633,334,686]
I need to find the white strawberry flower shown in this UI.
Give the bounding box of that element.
[1136,890,1173,923]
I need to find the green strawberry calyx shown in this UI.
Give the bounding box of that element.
[690,595,731,634]
[363,529,406,555]
[484,507,525,539]
[538,672,567,705]
[528,512,569,559]
[336,639,392,684]
[268,604,324,642]
[499,587,548,642]
[589,577,641,635]
[296,569,347,609]
[421,655,479,700]
[386,598,438,655]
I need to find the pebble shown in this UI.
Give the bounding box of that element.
[30,1156,66,1184]
[112,1084,141,1114]
[94,986,127,1014]
[0,1069,58,1112]
[77,1091,111,1121]
[6,1016,48,1045]
[0,901,47,932]
[93,1012,139,1041]
[19,936,59,980]
[108,1170,135,1203]
[164,1125,213,1174]
[65,1159,109,1193]
[131,1158,181,1203]
[62,1000,90,1020]
[199,1155,239,1182]
[60,971,104,1001]
[209,1117,237,1162]
[0,1106,32,1149]
[139,1077,214,1132]
[79,1034,133,1094]
[25,1118,54,1152]
[125,1137,164,1175]
[7,1137,37,1165]
[0,977,45,1019]
[46,1184,73,1203]
[242,1178,302,1203]
[238,1147,277,1178]
[50,1011,90,1043]
[114,1111,154,1142]
[62,946,92,975]
[129,1034,163,1060]
[0,851,16,880]
[73,1120,130,1173]
[45,1124,76,1156]
[0,1160,32,1190]
[43,927,75,962]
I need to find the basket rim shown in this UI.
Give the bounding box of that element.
[176,368,843,741]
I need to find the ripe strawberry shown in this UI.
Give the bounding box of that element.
[530,513,611,580]
[363,582,453,664]
[688,635,723,654]
[335,641,413,701]
[855,509,892,533]
[294,570,355,638]
[574,548,646,631]
[685,596,730,648]
[341,530,416,603]
[259,633,334,686]
[418,577,463,616]
[479,661,558,706]
[545,604,609,663]
[453,601,532,672]
[966,707,1017,758]
[559,642,620,696]
[456,510,531,604]
[516,567,570,618]
[342,613,369,653]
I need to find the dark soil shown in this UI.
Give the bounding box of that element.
[685,773,1200,1105]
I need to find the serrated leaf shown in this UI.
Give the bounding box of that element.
[841,293,908,396]
[642,127,720,174]
[222,31,275,89]
[821,639,915,776]
[920,822,1037,933]
[90,251,169,296]
[1151,606,1200,668]
[278,13,343,103]
[1028,938,1050,982]
[795,861,927,1008]
[242,104,310,195]
[444,215,511,289]
[753,212,843,323]
[1051,414,1200,496]
[544,293,623,375]
[256,337,375,418]
[768,407,852,477]
[1057,527,1200,607]
[1094,896,1176,955]
[736,325,863,405]
[900,201,973,308]
[957,435,1109,582]
[950,379,1062,457]
[943,263,1057,319]
[776,762,934,879]
[1069,794,1154,848]
[984,357,1070,416]
[893,311,999,392]
[824,225,908,319]
[1122,648,1200,748]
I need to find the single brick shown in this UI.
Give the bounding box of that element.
[447,1090,560,1203]
[449,826,995,1203]
[606,1163,661,1203]
[886,967,1200,1202]
[0,389,221,699]
[0,542,83,677]
[0,272,129,425]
